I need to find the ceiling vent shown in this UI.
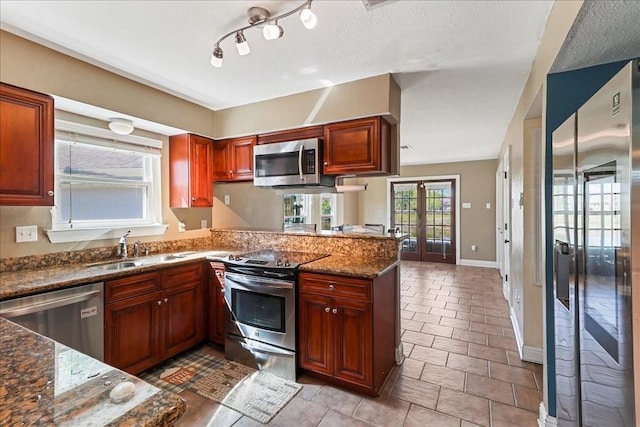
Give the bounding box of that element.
[361,0,394,11]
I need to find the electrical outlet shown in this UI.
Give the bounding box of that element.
[201,220,208,229]
[224,195,230,205]
[16,225,38,243]
[471,245,477,252]
[178,222,186,233]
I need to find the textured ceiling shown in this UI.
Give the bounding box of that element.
[0,0,555,165]
[550,1,640,73]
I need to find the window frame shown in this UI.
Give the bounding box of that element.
[46,120,167,243]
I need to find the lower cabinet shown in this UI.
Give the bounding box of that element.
[105,262,205,374]
[208,262,227,346]
[298,269,397,396]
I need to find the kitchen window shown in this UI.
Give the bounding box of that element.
[46,120,167,243]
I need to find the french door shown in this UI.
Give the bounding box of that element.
[391,179,456,264]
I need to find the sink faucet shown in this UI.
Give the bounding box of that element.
[133,240,141,257]
[118,230,131,258]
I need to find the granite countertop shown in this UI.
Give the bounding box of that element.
[0,249,236,301]
[0,249,398,300]
[301,255,400,279]
[0,318,186,426]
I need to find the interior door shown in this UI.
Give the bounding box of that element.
[501,147,511,301]
[392,180,456,264]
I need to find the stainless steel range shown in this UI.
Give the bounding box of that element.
[221,250,327,381]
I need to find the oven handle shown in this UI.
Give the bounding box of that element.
[240,338,295,357]
[225,272,294,290]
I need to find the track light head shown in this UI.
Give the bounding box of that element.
[300,4,317,29]
[235,30,250,55]
[263,22,284,41]
[211,45,223,67]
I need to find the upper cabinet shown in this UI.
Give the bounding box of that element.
[212,136,255,182]
[0,83,54,206]
[323,116,392,176]
[169,133,213,207]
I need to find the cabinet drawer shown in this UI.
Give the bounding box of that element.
[162,262,203,288]
[299,273,371,302]
[106,272,161,302]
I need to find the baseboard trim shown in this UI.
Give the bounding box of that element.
[458,259,498,268]
[522,345,544,364]
[510,309,544,364]
[510,307,525,360]
[538,402,558,427]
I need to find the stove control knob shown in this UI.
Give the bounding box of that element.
[276,259,283,266]
[284,260,291,267]
[229,255,235,261]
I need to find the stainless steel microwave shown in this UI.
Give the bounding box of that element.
[253,139,335,187]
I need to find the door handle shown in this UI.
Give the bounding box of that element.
[504,239,510,244]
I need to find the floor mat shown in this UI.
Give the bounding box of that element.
[139,347,226,395]
[190,361,302,424]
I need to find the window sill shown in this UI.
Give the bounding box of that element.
[45,224,169,244]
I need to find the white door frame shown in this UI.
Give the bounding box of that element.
[387,175,461,264]
[500,147,512,303]
[496,166,504,277]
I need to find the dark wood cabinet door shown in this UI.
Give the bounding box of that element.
[332,298,373,386]
[189,135,214,207]
[299,292,332,376]
[229,136,255,181]
[0,83,54,206]
[169,133,213,207]
[105,290,162,374]
[211,140,230,182]
[208,262,226,345]
[323,116,390,176]
[162,280,204,359]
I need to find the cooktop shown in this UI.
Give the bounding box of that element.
[223,250,329,269]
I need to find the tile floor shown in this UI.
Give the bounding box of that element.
[175,261,543,427]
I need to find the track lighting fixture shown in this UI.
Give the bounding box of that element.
[209,0,317,68]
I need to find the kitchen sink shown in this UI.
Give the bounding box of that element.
[91,260,144,270]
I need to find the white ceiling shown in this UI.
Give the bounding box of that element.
[0,0,555,165]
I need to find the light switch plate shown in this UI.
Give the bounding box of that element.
[462,202,471,209]
[16,225,38,242]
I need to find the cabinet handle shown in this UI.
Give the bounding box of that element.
[157,301,162,305]
[229,170,233,175]
[324,161,328,166]
[164,298,168,303]
[47,190,54,196]
[332,308,338,314]
[325,307,330,313]
[329,284,335,291]
[192,197,196,201]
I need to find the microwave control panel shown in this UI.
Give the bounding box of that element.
[302,149,316,174]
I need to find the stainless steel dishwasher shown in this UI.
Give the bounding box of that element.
[0,282,104,361]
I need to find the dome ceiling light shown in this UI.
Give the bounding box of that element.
[108,118,134,135]
[210,0,317,68]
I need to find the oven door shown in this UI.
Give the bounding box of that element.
[224,271,295,350]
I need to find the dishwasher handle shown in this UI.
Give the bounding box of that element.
[0,290,101,318]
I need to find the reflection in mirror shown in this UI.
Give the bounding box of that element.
[283,193,342,231]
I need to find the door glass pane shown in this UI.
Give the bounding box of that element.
[393,183,418,253]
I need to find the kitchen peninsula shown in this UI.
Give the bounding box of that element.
[0,229,405,421]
